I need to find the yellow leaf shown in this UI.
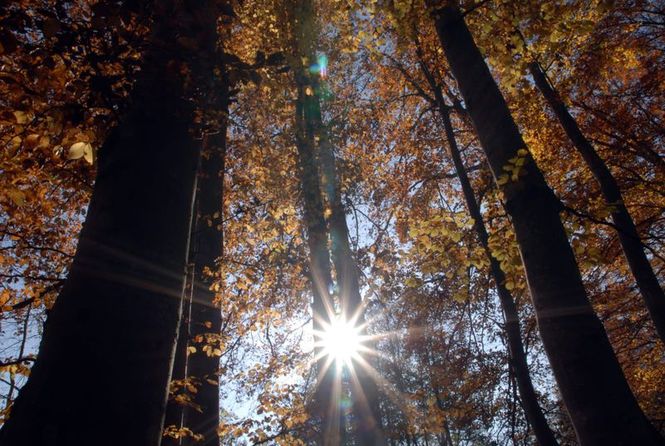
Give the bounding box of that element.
[13,111,28,124]
[7,189,26,206]
[68,142,94,164]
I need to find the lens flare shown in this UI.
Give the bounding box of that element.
[309,54,328,78]
[318,54,328,78]
[316,316,364,367]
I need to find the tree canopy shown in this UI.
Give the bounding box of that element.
[0,0,664,445]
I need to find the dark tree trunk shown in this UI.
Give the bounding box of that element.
[438,102,559,446]
[413,36,558,443]
[430,5,665,445]
[316,96,386,446]
[163,257,196,446]
[292,35,339,446]
[295,81,340,444]
[290,0,384,441]
[182,120,227,446]
[163,93,229,445]
[289,0,344,443]
[0,2,220,444]
[529,61,665,344]
[162,13,230,446]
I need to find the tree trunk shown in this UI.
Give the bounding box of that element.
[162,245,196,446]
[182,122,227,446]
[289,0,384,441]
[430,5,665,445]
[529,61,665,344]
[0,2,220,444]
[295,80,340,443]
[163,93,229,445]
[438,104,559,446]
[413,36,558,444]
[289,0,344,443]
[316,96,386,446]
[292,35,339,446]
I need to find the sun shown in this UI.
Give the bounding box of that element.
[317,316,365,367]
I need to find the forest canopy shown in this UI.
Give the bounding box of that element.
[0,0,664,445]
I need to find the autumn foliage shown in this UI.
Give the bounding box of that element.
[1,0,664,445]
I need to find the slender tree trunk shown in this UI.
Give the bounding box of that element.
[430,5,664,445]
[163,22,230,446]
[289,0,344,443]
[529,61,665,344]
[163,259,195,446]
[295,81,340,443]
[0,2,220,444]
[316,106,386,445]
[292,32,339,446]
[438,104,559,446]
[163,91,229,445]
[181,124,227,446]
[290,0,384,441]
[413,35,558,444]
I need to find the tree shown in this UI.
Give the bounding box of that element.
[1,0,664,444]
[163,21,234,444]
[163,98,230,446]
[401,26,559,445]
[430,3,664,445]
[289,0,340,440]
[437,100,558,446]
[528,60,665,344]
[0,1,221,444]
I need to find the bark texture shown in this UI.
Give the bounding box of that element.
[529,61,665,344]
[0,2,219,444]
[431,5,665,445]
[295,82,340,444]
[440,104,559,446]
[414,36,558,444]
[163,104,228,445]
[317,93,386,446]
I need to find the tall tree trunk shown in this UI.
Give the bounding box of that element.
[316,95,386,446]
[412,35,558,444]
[289,0,344,443]
[438,103,559,446]
[0,2,220,444]
[292,30,339,446]
[289,0,384,441]
[430,5,665,445]
[182,116,228,446]
[163,257,195,446]
[529,61,665,344]
[163,90,229,445]
[295,80,340,443]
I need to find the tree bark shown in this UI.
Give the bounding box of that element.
[439,103,559,446]
[412,35,558,443]
[163,94,229,445]
[0,1,220,444]
[430,5,665,445]
[529,61,665,344]
[295,80,340,444]
[316,91,386,446]
[289,0,384,441]
[288,0,345,443]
